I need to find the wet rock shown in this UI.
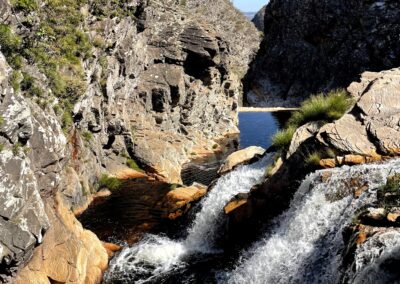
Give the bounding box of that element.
[361,208,387,222]
[162,184,207,220]
[218,146,265,175]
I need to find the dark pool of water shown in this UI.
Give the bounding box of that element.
[238,111,291,149]
[79,178,175,245]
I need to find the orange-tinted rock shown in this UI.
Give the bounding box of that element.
[224,199,248,214]
[354,184,369,198]
[102,242,122,258]
[15,193,109,284]
[162,184,207,220]
[320,158,336,168]
[218,146,265,175]
[320,171,332,183]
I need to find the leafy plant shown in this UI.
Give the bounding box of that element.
[0,143,4,152]
[81,131,93,142]
[62,110,74,132]
[0,24,21,57]
[271,89,352,152]
[377,173,400,207]
[12,142,22,156]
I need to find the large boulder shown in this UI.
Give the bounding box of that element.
[225,67,400,247]
[247,0,400,106]
[15,194,109,284]
[161,184,207,220]
[218,146,265,175]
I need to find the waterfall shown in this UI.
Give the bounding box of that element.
[227,159,400,284]
[104,154,274,283]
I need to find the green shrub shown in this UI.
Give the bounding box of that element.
[10,71,21,91]
[0,24,21,56]
[271,126,296,151]
[287,89,352,128]
[170,183,182,190]
[99,174,121,190]
[9,55,23,69]
[0,115,3,126]
[126,158,144,172]
[0,143,4,152]
[12,0,38,12]
[62,111,74,132]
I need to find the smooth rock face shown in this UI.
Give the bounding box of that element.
[320,114,377,156]
[218,146,265,174]
[247,0,400,106]
[15,194,109,284]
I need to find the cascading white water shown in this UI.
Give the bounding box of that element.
[353,231,400,284]
[227,159,400,284]
[105,154,274,283]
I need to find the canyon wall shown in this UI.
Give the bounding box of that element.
[246,0,400,107]
[0,0,259,282]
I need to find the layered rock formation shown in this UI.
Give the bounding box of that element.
[246,0,400,106]
[0,0,258,281]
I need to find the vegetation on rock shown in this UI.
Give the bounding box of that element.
[126,158,144,172]
[99,174,121,191]
[378,173,400,207]
[272,89,352,152]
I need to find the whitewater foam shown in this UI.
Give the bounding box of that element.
[228,159,400,284]
[105,154,273,282]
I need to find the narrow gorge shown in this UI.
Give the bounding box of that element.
[1,0,400,283]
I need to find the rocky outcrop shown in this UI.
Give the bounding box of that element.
[0,0,259,281]
[218,146,265,175]
[247,0,400,106]
[15,194,109,284]
[251,5,266,31]
[226,67,400,246]
[73,0,259,183]
[161,184,207,220]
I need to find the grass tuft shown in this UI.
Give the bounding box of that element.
[287,89,352,128]
[271,126,296,152]
[126,158,144,172]
[99,174,121,191]
[305,152,322,167]
[271,89,352,152]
